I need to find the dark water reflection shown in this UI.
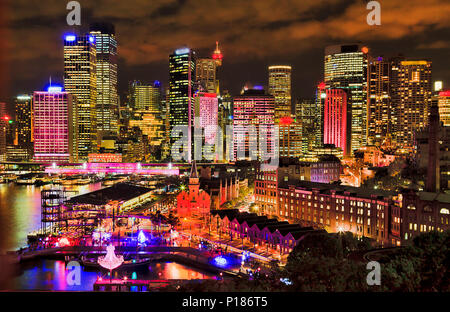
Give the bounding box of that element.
[11,259,215,291]
[0,182,103,252]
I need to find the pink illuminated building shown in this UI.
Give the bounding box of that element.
[233,88,275,160]
[194,92,218,145]
[323,88,350,156]
[33,87,78,163]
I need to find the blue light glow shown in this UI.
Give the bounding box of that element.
[89,36,95,43]
[175,48,190,55]
[65,35,76,42]
[47,86,63,93]
[253,85,264,90]
[213,256,228,268]
[138,230,147,244]
[154,80,161,88]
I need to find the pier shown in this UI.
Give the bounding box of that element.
[93,279,203,291]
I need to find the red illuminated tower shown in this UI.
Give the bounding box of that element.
[212,41,223,66]
[323,89,350,155]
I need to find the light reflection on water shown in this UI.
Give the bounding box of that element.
[0,182,103,252]
[12,259,215,291]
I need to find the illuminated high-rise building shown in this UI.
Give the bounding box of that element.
[64,33,97,160]
[323,89,350,156]
[268,65,292,121]
[89,22,118,136]
[367,56,392,146]
[196,42,223,94]
[0,102,6,160]
[196,58,217,94]
[324,45,368,154]
[33,86,78,163]
[15,94,33,153]
[278,117,302,158]
[193,92,219,161]
[169,47,196,162]
[296,98,315,155]
[129,80,161,111]
[391,60,432,148]
[438,90,450,126]
[233,88,275,161]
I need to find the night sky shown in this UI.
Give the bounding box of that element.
[1,0,450,113]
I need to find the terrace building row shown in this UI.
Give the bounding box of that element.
[256,179,450,247]
[255,156,341,217]
[210,209,326,255]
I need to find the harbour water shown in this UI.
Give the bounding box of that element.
[10,259,214,291]
[0,182,104,252]
[0,182,215,291]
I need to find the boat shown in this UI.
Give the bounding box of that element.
[16,174,37,185]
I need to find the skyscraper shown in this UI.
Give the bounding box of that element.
[169,47,196,162]
[33,86,78,163]
[196,58,218,94]
[438,90,450,126]
[278,117,302,158]
[323,89,350,156]
[196,42,223,94]
[193,92,219,161]
[233,88,275,161]
[367,56,392,146]
[296,97,318,155]
[15,94,33,154]
[324,44,368,154]
[64,33,97,161]
[268,65,292,121]
[128,81,164,149]
[89,22,118,136]
[129,80,161,111]
[391,60,432,148]
[0,102,6,160]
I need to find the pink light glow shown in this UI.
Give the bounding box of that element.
[45,162,179,175]
[440,91,450,97]
[324,89,348,155]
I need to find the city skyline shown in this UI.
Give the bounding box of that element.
[1,0,450,110]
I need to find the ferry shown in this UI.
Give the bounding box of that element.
[16,174,37,185]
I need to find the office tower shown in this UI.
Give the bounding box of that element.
[367,56,392,146]
[391,60,432,148]
[64,33,97,160]
[194,92,218,145]
[278,117,302,158]
[296,98,317,155]
[426,98,440,192]
[169,47,196,162]
[193,92,219,160]
[129,80,161,111]
[89,22,118,136]
[268,65,292,121]
[438,90,450,126]
[196,58,217,94]
[0,102,6,160]
[314,82,326,148]
[233,88,275,161]
[323,89,350,155]
[324,44,368,154]
[33,86,78,163]
[218,90,233,161]
[15,94,33,154]
[196,42,223,94]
